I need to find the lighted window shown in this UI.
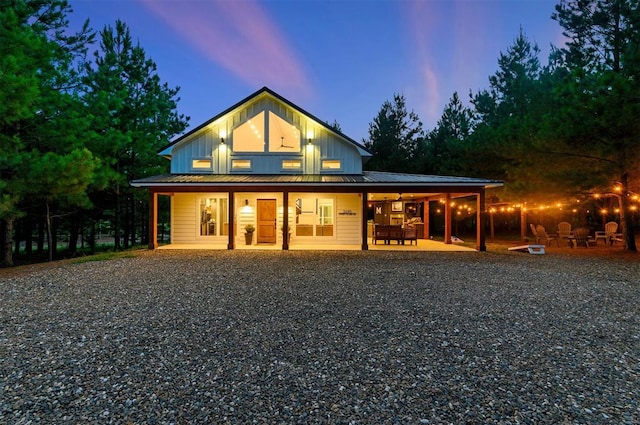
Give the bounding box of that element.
[321,160,341,170]
[232,159,251,169]
[233,112,265,152]
[269,112,300,152]
[192,159,212,169]
[199,197,229,236]
[282,160,302,170]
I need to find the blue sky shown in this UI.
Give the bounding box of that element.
[69,0,564,142]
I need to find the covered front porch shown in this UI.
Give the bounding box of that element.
[135,171,503,252]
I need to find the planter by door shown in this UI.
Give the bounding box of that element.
[245,233,254,245]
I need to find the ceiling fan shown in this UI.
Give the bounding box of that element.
[279,136,293,149]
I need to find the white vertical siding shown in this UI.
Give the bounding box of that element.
[169,95,364,175]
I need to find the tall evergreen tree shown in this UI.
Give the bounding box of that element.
[83,20,189,250]
[0,0,95,266]
[422,92,474,176]
[468,29,547,191]
[363,94,423,172]
[546,0,639,250]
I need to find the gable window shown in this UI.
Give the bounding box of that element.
[233,112,265,152]
[192,159,212,170]
[232,159,251,169]
[269,112,300,152]
[282,159,302,170]
[321,160,341,170]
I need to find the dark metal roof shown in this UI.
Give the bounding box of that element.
[131,171,503,188]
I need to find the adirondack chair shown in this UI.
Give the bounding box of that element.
[557,221,573,239]
[573,227,597,248]
[536,225,558,247]
[530,223,540,243]
[594,221,622,245]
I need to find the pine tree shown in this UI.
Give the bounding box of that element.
[548,0,640,250]
[363,94,423,172]
[83,20,189,250]
[0,0,95,265]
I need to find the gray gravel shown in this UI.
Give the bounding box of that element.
[1,250,639,424]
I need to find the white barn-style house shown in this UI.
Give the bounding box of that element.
[131,87,502,251]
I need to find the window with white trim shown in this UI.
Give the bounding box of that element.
[232,159,251,169]
[321,160,341,170]
[282,159,302,170]
[192,159,212,169]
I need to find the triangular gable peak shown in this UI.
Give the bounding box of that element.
[159,87,371,175]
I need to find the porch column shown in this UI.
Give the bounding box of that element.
[283,191,289,250]
[520,203,527,242]
[361,192,368,250]
[228,192,235,250]
[444,193,452,244]
[476,189,486,251]
[148,190,158,250]
[423,200,430,239]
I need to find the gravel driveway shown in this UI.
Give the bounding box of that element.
[1,250,639,424]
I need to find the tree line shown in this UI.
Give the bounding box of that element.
[363,0,639,251]
[1,0,189,266]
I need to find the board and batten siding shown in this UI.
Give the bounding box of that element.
[168,96,363,175]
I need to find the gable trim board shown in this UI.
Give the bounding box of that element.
[132,87,502,251]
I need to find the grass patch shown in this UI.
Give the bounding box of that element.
[69,250,140,264]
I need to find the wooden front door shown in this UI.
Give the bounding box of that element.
[257,199,277,243]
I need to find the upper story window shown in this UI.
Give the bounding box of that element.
[233,112,265,152]
[232,111,302,153]
[269,112,300,152]
[282,159,302,170]
[321,160,341,170]
[232,159,251,169]
[192,159,212,170]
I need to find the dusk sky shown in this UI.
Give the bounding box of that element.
[69,0,564,143]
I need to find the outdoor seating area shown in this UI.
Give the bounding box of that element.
[530,221,625,249]
[373,224,418,245]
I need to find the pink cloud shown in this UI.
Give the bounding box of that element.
[140,0,311,95]
[402,0,441,126]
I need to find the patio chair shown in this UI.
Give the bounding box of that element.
[530,223,540,243]
[557,221,573,239]
[535,225,559,247]
[594,221,621,245]
[573,227,597,248]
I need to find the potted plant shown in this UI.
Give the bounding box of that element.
[244,224,255,245]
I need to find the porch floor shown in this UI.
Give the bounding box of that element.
[156,238,476,252]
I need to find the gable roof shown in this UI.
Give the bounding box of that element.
[158,86,372,158]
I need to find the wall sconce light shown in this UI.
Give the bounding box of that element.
[220,129,227,145]
[245,199,249,206]
[220,137,225,144]
[307,138,312,145]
